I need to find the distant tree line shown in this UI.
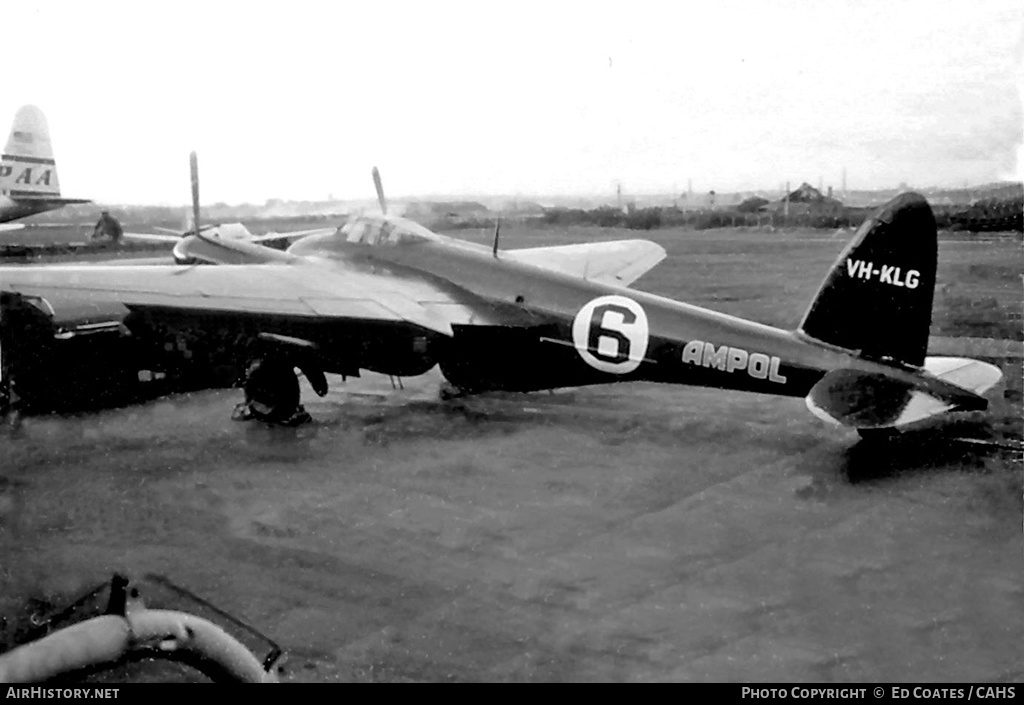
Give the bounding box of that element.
[935,196,1023,233]
[539,206,866,231]
[534,197,1024,233]
[541,206,663,230]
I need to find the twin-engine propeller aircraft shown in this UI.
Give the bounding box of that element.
[0,105,91,230]
[0,152,1003,435]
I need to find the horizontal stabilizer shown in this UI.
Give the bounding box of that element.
[5,196,90,205]
[806,369,916,428]
[505,240,666,286]
[806,357,1000,429]
[922,356,1003,395]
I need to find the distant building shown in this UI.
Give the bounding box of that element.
[761,182,843,215]
[737,196,770,213]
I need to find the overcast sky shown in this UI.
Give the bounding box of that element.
[3,0,1021,205]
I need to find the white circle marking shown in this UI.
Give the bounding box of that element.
[571,295,649,374]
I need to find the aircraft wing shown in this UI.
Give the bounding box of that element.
[121,231,182,244]
[504,239,666,286]
[0,223,82,231]
[0,262,473,336]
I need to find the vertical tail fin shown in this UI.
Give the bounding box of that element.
[799,192,937,367]
[0,105,62,198]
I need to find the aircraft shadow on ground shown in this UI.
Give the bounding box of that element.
[348,398,544,447]
[11,381,233,420]
[837,418,1016,483]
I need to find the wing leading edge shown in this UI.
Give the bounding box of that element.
[0,262,462,336]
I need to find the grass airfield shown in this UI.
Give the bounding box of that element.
[0,223,1020,682]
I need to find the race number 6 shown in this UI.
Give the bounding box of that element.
[572,295,649,374]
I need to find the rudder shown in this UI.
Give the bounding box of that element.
[1,105,61,198]
[799,192,937,367]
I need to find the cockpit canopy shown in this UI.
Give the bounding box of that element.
[336,214,441,247]
[286,212,463,258]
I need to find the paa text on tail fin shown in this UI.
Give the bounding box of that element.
[1,105,63,199]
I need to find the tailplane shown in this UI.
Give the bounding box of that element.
[805,357,1001,430]
[799,192,937,367]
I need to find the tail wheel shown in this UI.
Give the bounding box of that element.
[236,357,305,424]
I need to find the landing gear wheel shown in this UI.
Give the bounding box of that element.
[857,428,900,442]
[234,358,310,426]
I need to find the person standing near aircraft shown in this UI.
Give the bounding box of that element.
[92,210,123,243]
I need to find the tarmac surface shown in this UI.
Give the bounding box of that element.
[0,224,1020,682]
[0,368,1020,682]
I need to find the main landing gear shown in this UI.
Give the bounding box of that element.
[232,357,327,426]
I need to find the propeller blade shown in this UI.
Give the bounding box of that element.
[372,166,387,216]
[190,151,201,236]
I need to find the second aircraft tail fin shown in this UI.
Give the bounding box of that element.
[1,105,63,199]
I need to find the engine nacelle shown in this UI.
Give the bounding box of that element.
[172,238,200,265]
[438,325,595,394]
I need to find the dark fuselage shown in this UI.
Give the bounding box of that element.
[286,231,862,398]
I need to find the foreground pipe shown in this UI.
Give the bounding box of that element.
[0,616,130,683]
[0,609,276,683]
[127,609,276,683]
